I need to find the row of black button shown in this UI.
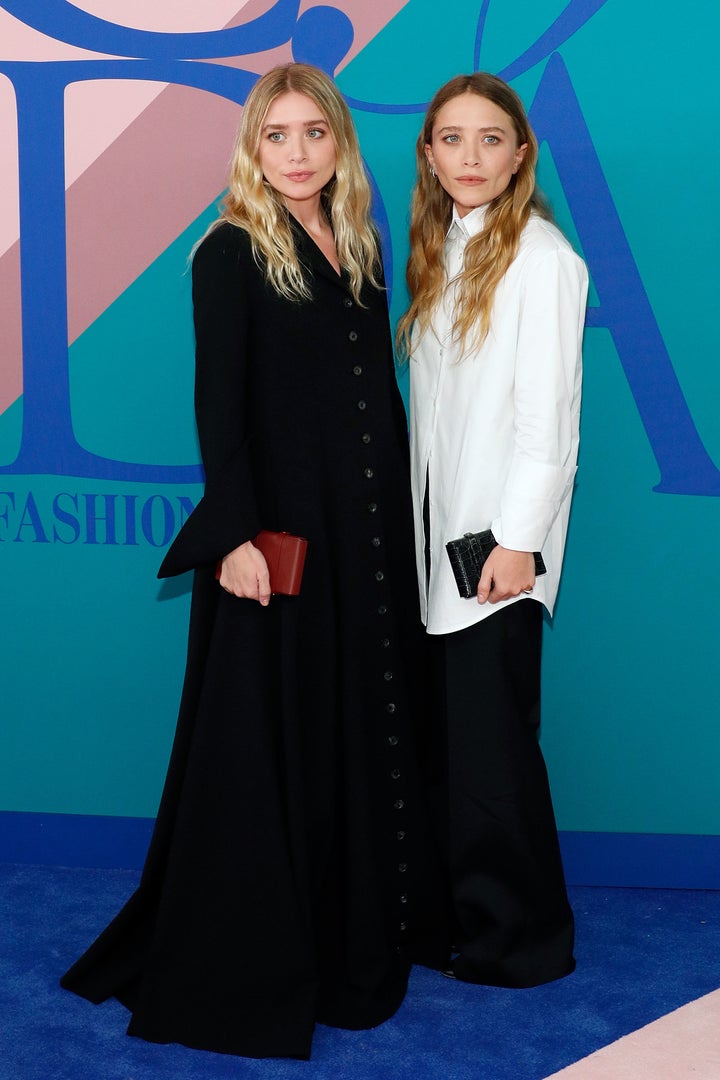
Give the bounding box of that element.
[347,295,410,942]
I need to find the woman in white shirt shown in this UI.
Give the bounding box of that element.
[398,73,588,987]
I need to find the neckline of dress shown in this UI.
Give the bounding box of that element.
[289,215,343,279]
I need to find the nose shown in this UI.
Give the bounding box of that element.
[288,134,307,163]
[463,139,482,167]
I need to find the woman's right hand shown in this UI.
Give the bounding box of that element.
[477,546,535,604]
[217,540,271,605]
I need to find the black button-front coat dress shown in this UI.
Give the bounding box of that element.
[60,220,447,1059]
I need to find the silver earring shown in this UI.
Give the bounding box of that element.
[428,163,436,179]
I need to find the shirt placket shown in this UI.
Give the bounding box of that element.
[425,226,465,582]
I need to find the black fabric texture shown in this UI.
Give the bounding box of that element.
[61,222,448,1059]
[432,600,575,988]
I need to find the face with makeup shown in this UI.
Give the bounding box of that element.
[424,91,527,217]
[258,90,337,214]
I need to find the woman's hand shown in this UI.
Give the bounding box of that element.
[217,540,271,605]
[477,546,535,604]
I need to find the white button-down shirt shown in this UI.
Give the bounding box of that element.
[409,205,588,635]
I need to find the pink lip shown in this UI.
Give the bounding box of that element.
[456,176,486,184]
[285,171,313,182]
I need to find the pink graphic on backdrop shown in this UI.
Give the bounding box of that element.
[69,1,278,34]
[0,73,20,417]
[0,0,407,415]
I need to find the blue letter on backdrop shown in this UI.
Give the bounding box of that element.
[529,55,720,496]
[0,1,357,482]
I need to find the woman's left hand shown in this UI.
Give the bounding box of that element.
[477,547,535,604]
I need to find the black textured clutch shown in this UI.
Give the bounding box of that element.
[445,529,546,599]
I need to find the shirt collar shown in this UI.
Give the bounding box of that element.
[448,202,489,242]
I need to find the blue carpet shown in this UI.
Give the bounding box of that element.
[2,863,719,1079]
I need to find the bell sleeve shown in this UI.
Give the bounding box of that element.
[158,224,261,577]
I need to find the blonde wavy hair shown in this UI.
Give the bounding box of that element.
[212,63,379,305]
[397,72,551,358]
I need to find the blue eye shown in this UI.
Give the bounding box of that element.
[307,128,325,139]
[483,135,500,144]
[443,134,460,144]
[268,131,284,142]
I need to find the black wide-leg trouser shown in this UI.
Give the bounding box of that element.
[431,599,575,988]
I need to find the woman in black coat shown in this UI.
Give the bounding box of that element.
[61,63,446,1060]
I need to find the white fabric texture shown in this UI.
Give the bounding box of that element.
[409,205,588,635]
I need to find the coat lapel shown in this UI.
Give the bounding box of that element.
[290,218,350,293]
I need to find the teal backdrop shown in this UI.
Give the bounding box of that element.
[1,0,718,879]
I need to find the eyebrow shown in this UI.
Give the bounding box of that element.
[262,119,328,131]
[437,125,507,134]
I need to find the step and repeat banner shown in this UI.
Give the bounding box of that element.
[1,1,718,843]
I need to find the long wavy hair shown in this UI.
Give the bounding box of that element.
[211,63,379,304]
[397,72,551,358]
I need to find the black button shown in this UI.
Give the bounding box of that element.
[384,671,393,681]
[371,536,381,547]
[368,501,378,513]
[353,365,363,376]
[349,330,358,342]
[357,399,367,410]
[378,604,388,615]
[380,637,390,648]
[385,703,396,713]
[388,735,399,746]
[375,570,384,582]
[399,922,407,931]
[364,467,374,479]
[344,297,353,308]
[397,830,406,840]
[391,769,401,780]
[400,893,408,903]
[393,799,405,810]
[398,862,408,872]
[362,433,371,444]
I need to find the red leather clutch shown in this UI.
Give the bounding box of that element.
[254,530,307,595]
[215,530,308,596]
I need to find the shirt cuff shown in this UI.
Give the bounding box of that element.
[492,457,576,551]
